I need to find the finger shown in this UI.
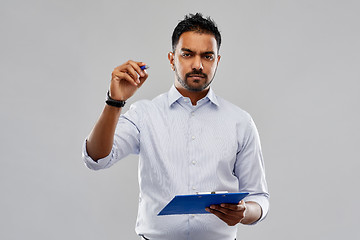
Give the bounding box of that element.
[114,61,143,80]
[209,205,237,216]
[124,61,148,84]
[134,63,149,87]
[112,65,136,83]
[220,202,246,211]
[122,65,141,84]
[206,207,230,219]
[128,61,147,79]
[221,200,246,209]
[206,207,238,226]
[113,71,139,86]
[136,72,149,88]
[112,60,148,87]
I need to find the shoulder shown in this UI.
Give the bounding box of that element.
[216,95,253,123]
[128,92,168,112]
[216,96,261,145]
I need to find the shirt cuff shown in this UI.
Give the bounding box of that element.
[243,194,269,224]
[82,140,112,170]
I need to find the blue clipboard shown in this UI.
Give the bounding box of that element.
[158,192,249,215]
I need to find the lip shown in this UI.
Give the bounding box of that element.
[188,74,205,78]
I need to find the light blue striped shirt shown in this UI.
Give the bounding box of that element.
[82,85,269,240]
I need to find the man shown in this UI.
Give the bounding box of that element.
[82,13,269,240]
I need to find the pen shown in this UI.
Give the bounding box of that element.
[140,65,150,70]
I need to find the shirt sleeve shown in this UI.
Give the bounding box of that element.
[234,117,269,223]
[81,103,141,170]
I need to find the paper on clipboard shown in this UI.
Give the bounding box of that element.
[158,192,249,216]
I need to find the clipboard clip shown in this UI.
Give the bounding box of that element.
[196,191,229,195]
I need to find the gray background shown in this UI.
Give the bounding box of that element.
[1,0,359,239]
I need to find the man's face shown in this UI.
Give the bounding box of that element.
[168,31,221,92]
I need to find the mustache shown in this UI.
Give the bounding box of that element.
[185,70,207,79]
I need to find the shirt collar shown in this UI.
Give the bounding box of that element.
[168,84,219,107]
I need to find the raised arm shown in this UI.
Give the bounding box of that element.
[86,60,148,161]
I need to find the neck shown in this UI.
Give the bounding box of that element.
[174,82,209,106]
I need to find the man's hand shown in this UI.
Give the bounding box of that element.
[205,200,247,226]
[205,200,262,226]
[110,60,149,101]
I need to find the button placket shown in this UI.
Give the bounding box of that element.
[188,109,198,193]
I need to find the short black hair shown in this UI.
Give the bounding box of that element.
[171,13,221,52]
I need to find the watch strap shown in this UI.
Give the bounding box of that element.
[105,90,126,108]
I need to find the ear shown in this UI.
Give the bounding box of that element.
[217,54,221,65]
[168,52,175,71]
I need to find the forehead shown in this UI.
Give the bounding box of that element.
[176,31,218,53]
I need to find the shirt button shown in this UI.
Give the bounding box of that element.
[192,136,196,140]
[192,186,196,190]
[192,160,196,165]
[191,112,195,116]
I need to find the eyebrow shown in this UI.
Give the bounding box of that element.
[181,48,215,55]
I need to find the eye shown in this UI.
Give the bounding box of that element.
[181,52,191,58]
[204,55,214,60]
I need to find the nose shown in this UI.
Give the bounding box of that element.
[191,55,203,71]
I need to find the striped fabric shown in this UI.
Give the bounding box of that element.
[82,85,269,240]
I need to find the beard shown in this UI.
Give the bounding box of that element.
[174,67,216,92]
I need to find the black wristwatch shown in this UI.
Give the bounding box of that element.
[105,91,126,108]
